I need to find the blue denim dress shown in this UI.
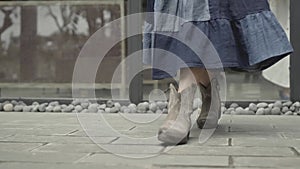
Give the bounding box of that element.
[143,0,293,80]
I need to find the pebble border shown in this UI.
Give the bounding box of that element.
[0,99,299,116]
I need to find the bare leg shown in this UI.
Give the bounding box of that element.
[178,67,210,93]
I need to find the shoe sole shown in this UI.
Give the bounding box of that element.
[158,131,190,145]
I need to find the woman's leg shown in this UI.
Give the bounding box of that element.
[158,67,205,144]
[157,67,215,144]
[178,67,221,129]
[178,67,210,93]
[192,68,221,129]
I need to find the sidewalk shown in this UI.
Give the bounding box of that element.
[0,112,300,169]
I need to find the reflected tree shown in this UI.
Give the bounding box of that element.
[0,7,17,56]
[0,7,16,38]
[44,5,121,82]
[46,6,80,35]
[46,5,119,36]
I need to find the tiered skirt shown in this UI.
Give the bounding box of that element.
[143,0,293,80]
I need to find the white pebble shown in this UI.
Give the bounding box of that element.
[53,106,62,112]
[283,101,293,107]
[268,103,274,109]
[155,109,162,114]
[98,104,106,110]
[11,100,18,106]
[290,106,296,112]
[49,101,59,107]
[147,110,154,114]
[230,103,239,109]
[120,106,127,113]
[32,102,39,106]
[97,109,105,114]
[45,106,53,112]
[110,107,119,113]
[75,105,83,112]
[106,100,114,108]
[81,102,89,109]
[249,103,257,111]
[282,106,289,113]
[38,104,47,112]
[274,101,282,108]
[123,108,131,114]
[114,102,121,109]
[264,108,271,115]
[257,102,268,109]
[256,108,265,115]
[271,107,281,115]
[285,111,293,115]
[105,108,111,113]
[23,106,33,112]
[13,105,23,112]
[149,103,158,112]
[292,102,300,108]
[88,104,98,112]
[235,107,245,115]
[157,101,167,110]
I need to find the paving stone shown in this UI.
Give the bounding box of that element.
[188,138,229,146]
[0,134,13,140]
[281,132,300,139]
[0,128,77,136]
[76,114,137,131]
[32,143,106,153]
[272,125,300,132]
[228,123,274,132]
[0,142,43,151]
[104,113,165,126]
[70,129,129,137]
[230,115,272,125]
[0,163,150,169]
[152,167,276,169]
[0,124,38,129]
[0,163,54,169]
[2,134,116,144]
[213,131,282,139]
[112,136,162,145]
[0,151,87,163]
[234,157,300,168]
[80,153,229,167]
[125,132,158,139]
[268,116,300,124]
[1,135,60,143]
[152,167,222,169]
[232,138,300,147]
[164,146,294,156]
[98,144,165,154]
[1,112,300,168]
[0,130,18,138]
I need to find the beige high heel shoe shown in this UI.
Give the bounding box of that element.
[158,83,196,145]
[196,78,221,129]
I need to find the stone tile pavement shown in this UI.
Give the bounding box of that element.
[0,112,300,169]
